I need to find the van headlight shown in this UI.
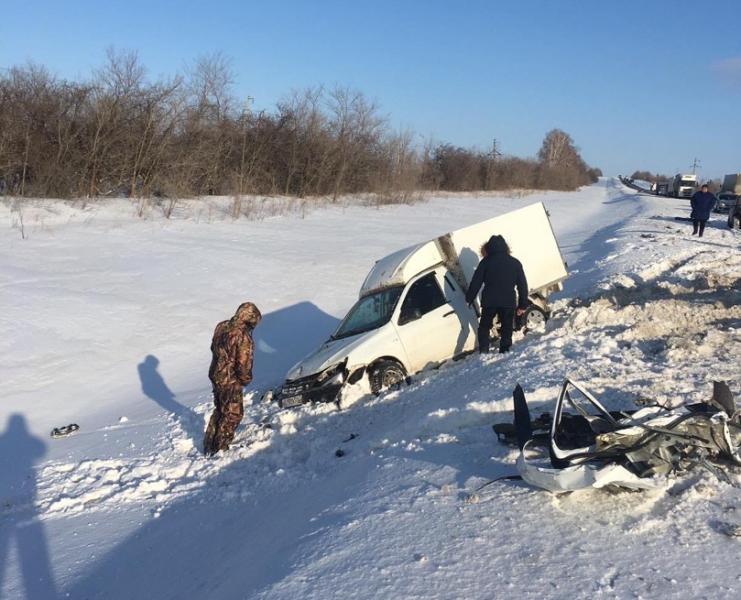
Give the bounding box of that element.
[316,361,347,386]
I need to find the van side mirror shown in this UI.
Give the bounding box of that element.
[399,307,422,325]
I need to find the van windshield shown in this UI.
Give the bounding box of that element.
[334,287,403,339]
[680,180,696,186]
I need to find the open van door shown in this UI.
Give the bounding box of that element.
[439,269,477,356]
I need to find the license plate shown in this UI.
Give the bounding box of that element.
[281,394,304,408]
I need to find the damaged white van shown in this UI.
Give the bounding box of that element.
[276,202,568,408]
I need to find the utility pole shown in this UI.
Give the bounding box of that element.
[490,138,502,161]
[483,139,502,191]
[691,157,701,174]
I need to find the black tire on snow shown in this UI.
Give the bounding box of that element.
[369,360,407,396]
[521,305,547,334]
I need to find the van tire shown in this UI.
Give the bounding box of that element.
[521,305,547,334]
[369,360,407,396]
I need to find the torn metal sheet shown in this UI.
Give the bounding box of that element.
[500,380,740,493]
[517,442,657,493]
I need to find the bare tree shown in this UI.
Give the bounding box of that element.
[327,87,385,200]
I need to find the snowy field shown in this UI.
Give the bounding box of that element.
[1,179,739,599]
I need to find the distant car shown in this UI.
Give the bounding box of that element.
[656,183,669,196]
[716,192,737,213]
[728,197,741,229]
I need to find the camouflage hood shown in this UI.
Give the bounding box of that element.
[231,302,262,328]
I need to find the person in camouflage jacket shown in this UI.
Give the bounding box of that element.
[203,302,262,455]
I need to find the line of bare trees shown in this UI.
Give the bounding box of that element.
[0,50,600,203]
[422,131,601,192]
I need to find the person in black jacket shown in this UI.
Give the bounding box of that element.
[690,183,717,237]
[465,235,528,353]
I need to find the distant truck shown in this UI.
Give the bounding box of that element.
[716,173,741,212]
[668,173,699,198]
[275,203,568,408]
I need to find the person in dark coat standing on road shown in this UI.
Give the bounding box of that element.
[690,183,716,237]
[465,235,528,354]
[203,302,261,455]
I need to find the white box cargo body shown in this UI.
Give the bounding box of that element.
[442,202,568,297]
[361,202,567,300]
[277,202,568,408]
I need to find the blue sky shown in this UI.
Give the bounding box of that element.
[2,0,740,178]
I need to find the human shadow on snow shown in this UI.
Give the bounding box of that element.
[0,415,59,600]
[137,354,205,447]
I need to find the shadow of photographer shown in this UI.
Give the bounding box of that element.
[0,414,58,599]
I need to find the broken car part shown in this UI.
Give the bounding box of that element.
[51,423,80,438]
[497,380,740,493]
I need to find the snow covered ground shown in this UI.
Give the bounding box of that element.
[1,179,739,599]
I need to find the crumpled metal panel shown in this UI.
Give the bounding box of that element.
[512,379,739,492]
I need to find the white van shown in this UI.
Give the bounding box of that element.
[276,202,568,408]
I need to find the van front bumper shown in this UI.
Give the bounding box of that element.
[277,363,347,408]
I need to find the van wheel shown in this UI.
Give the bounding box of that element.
[369,360,407,395]
[522,306,547,334]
